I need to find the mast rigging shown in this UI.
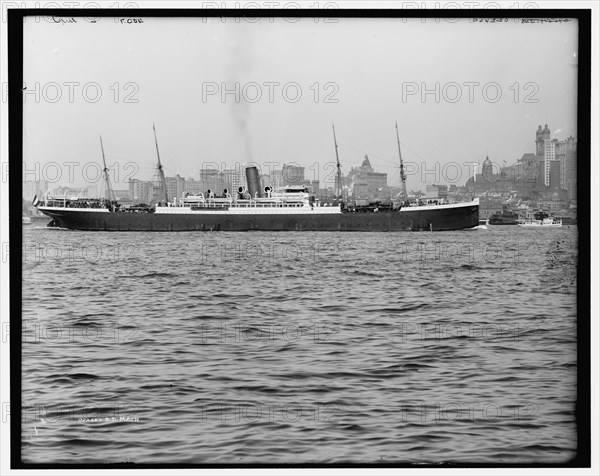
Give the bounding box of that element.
[153,123,169,204]
[99,135,115,202]
[395,121,408,201]
[332,124,342,200]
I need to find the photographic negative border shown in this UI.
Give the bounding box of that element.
[7,6,592,470]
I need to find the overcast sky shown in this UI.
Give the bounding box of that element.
[22,15,578,192]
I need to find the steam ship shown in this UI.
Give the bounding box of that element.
[34,125,479,232]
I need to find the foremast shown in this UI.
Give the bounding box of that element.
[99,135,116,202]
[332,124,342,200]
[153,123,169,204]
[395,121,408,201]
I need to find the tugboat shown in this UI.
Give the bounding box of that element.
[487,205,519,225]
[34,125,479,232]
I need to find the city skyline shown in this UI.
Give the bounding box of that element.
[22,120,578,196]
[21,15,578,191]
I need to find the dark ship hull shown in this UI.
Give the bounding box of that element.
[40,201,479,232]
[488,216,519,225]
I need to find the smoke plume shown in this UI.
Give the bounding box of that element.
[226,27,255,165]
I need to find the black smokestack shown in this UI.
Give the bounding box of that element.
[245,166,261,198]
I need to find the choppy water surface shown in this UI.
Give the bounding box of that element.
[21,225,578,464]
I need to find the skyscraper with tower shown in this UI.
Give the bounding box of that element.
[535,124,553,187]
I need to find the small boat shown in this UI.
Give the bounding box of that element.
[519,217,562,227]
[22,216,32,225]
[518,211,562,227]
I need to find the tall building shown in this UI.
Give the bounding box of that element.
[263,169,283,189]
[534,124,576,192]
[193,167,246,196]
[129,179,152,203]
[481,155,494,182]
[567,138,577,201]
[346,155,388,200]
[535,124,551,159]
[182,178,204,195]
[164,175,185,200]
[549,160,561,190]
[555,135,577,200]
[534,124,554,187]
[197,169,220,192]
[542,135,555,187]
[221,168,242,193]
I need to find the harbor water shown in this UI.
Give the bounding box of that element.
[21,225,578,464]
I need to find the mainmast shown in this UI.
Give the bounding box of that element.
[395,121,408,201]
[99,135,115,202]
[153,123,169,204]
[332,124,342,199]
